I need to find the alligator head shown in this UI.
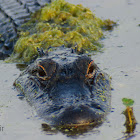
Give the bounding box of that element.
[14,46,111,126]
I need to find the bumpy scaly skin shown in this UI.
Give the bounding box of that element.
[14,46,111,126]
[0,0,50,59]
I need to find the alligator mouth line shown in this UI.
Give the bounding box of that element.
[58,121,95,127]
[49,119,103,129]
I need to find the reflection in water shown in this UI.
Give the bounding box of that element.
[41,123,101,137]
[102,19,117,31]
[117,133,137,140]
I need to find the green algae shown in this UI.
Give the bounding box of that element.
[7,0,116,63]
[122,98,134,107]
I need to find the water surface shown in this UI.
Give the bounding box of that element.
[0,0,140,139]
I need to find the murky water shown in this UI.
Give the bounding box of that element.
[0,0,140,139]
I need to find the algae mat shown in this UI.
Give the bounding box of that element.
[8,0,115,63]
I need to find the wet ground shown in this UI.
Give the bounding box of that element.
[0,0,140,139]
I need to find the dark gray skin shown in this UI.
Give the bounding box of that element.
[14,46,111,126]
[0,0,50,59]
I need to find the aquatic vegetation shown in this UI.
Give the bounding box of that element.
[8,0,116,63]
[122,98,134,107]
[122,98,137,133]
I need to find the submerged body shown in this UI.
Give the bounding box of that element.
[14,46,111,126]
[0,0,50,59]
[0,0,115,61]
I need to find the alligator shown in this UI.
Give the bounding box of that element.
[14,46,111,126]
[0,0,51,59]
[1,0,112,129]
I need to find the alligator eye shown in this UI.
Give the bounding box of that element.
[36,59,57,81]
[86,60,96,79]
[37,65,48,80]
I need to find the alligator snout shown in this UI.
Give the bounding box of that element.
[52,104,104,126]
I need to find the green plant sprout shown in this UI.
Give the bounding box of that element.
[122,98,137,133]
[122,98,134,107]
